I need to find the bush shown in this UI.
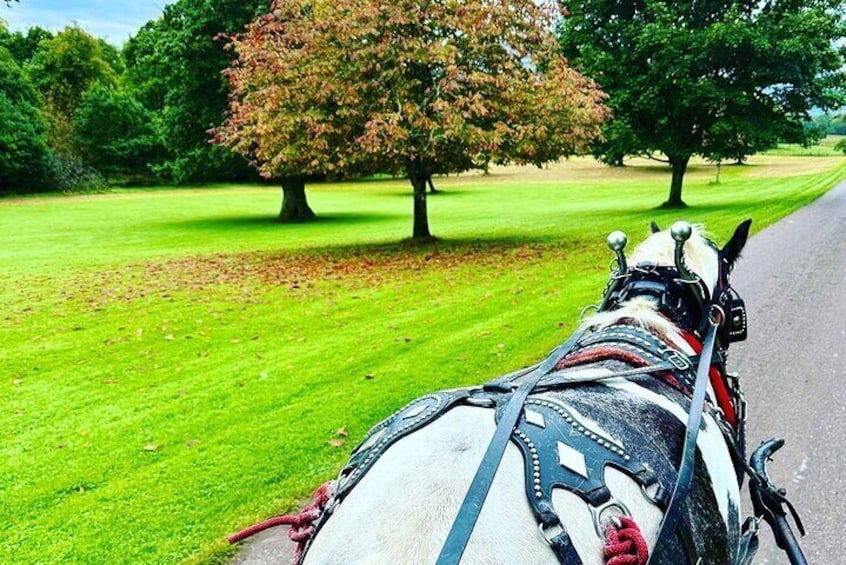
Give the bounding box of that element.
[47,151,107,193]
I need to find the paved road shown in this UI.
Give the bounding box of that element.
[731,180,846,564]
[231,182,846,564]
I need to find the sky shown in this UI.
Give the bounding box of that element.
[1,0,168,45]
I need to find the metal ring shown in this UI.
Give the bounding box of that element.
[709,304,725,326]
[640,481,662,505]
[539,522,564,546]
[590,499,631,537]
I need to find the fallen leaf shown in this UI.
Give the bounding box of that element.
[12,379,23,386]
[327,439,346,448]
[336,427,349,437]
[185,439,200,448]
[143,444,160,452]
[164,334,175,341]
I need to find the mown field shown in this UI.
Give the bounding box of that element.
[2,152,844,564]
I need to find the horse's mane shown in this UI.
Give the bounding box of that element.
[580,225,718,344]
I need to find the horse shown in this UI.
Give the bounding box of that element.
[230,220,805,564]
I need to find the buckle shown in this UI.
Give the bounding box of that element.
[666,351,690,371]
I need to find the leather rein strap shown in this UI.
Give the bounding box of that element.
[435,329,586,565]
[647,314,719,563]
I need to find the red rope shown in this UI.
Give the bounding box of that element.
[603,516,649,565]
[228,481,334,564]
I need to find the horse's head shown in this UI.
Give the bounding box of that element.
[591,219,752,348]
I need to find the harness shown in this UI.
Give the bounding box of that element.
[287,222,806,565]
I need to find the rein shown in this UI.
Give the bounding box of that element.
[647,312,719,563]
[436,328,588,565]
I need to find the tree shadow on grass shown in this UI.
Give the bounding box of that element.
[259,233,592,264]
[375,188,472,198]
[173,211,402,231]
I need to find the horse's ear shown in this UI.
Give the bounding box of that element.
[650,221,661,234]
[720,219,752,269]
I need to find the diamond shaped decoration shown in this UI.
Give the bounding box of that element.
[557,441,588,478]
[359,428,385,451]
[403,403,428,419]
[524,409,546,428]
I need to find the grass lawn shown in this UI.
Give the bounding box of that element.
[2,153,844,564]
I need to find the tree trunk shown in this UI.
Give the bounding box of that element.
[664,156,689,208]
[409,170,432,239]
[427,175,438,193]
[278,176,315,222]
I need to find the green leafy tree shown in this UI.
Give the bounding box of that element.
[0,48,51,194]
[72,84,162,175]
[0,23,52,64]
[123,0,270,184]
[558,0,846,207]
[217,0,608,234]
[26,26,117,117]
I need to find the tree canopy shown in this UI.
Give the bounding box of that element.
[123,0,270,184]
[558,0,846,206]
[217,0,608,236]
[72,84,162,176]
[0,47,51,194]
[26,26,118,117]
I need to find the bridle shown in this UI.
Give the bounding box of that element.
[599,222,747,350]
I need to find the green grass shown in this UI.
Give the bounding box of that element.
[2,154,844,564]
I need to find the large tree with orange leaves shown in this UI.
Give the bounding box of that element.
[216,0,608,236]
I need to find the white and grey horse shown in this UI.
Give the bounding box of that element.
[240,220,788,564]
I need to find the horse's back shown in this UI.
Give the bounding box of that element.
[304,405,556,564]
[305,384,740,564]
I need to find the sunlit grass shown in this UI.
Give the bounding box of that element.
[1,154,844,563]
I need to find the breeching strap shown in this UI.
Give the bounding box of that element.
[646,316,720,563]
[435,329,586,565]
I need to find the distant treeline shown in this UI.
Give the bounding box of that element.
[0,0,270,195]
[811,113,846,137]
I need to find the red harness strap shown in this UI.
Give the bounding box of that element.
[556,347,690,396]
[679,332,737,429]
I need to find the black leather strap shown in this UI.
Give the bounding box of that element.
[647,319,719,563]
[436,329,587,565]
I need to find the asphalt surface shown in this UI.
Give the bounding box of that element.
[730,180,846,564]
[231,181,846,564]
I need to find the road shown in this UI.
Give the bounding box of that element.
[730,180,846,564]
[231,181,846,564]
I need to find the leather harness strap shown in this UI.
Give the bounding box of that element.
[435,329,587,565]
[647,316,720,564]
[436,318,719,565]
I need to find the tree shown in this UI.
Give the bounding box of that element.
[0,24,52,64]
[558,0,846,207]
[123,0,270,184]
[0,48,51,194]
[217,0,607,235]
[26,26,118,117]
[72,84,162,175]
